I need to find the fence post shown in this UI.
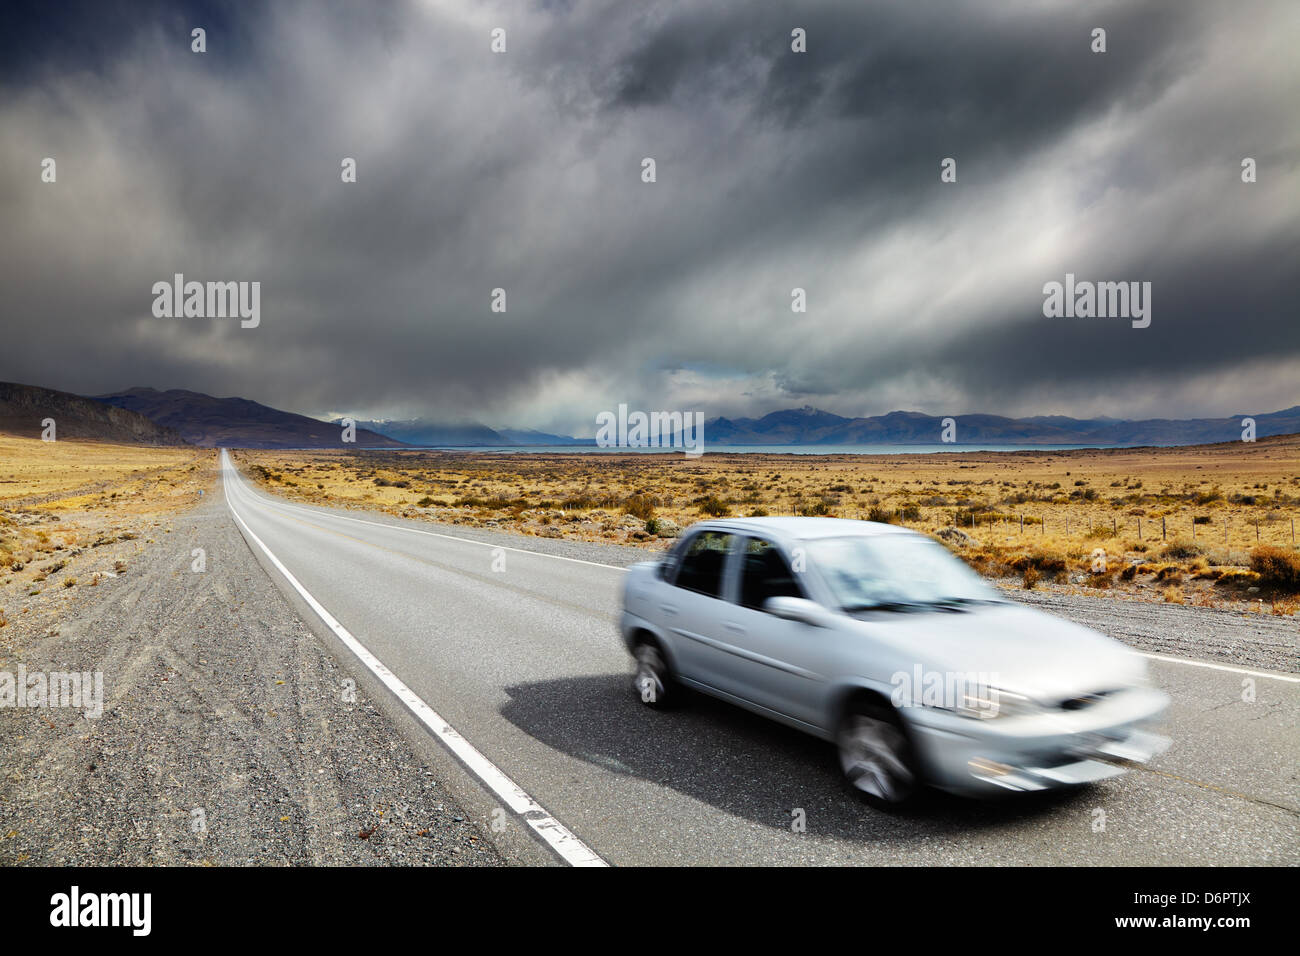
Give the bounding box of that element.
[1020,514,1024,534]
[1162,517,1166,541]
[1137,517,1141,540]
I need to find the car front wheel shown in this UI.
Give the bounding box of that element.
[632,641,673,708]
[837,702,917,809]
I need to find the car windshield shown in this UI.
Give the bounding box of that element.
[807,534,1001,611]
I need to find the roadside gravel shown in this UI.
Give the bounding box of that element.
[0,490,501,866]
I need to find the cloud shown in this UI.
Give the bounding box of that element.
[0,0,1296,430]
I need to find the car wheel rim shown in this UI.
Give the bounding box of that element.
[634,646,666,704]
[839,715,913,802]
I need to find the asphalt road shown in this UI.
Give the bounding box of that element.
[221,451,1299,866]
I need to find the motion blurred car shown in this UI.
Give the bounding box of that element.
[620,517,1169,808]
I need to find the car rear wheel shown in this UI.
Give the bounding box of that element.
[837,702,916,809]
[633,641,673,708]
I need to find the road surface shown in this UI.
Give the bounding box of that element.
[221,450,1299,866]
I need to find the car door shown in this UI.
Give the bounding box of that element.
[717,536,834,729]
[659,529,741,691]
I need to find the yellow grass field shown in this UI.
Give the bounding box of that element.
[0,436,214,591]
[235,434,1300,615]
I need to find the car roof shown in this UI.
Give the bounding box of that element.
[692,516,917,541]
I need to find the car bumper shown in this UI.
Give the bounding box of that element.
[906,685,1171,795]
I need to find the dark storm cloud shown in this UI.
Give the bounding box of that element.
[0,0,1296,432]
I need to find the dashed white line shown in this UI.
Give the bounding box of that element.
[221,451,608,867]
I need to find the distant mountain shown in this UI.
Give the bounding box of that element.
[496,427,592,446]
[686,404,1300,446]
[338,418,508,446]
[0,381,189,445]
[95,388,404,449]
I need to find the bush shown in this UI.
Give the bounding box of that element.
[1250,546,1300,591]
[1161,541,1205,560]
[1022,566,1040,589]
[622,495,656,521]
[1007,551,1067,576]
[698,496,730,517]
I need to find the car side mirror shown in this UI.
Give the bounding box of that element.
[764,596,829,627]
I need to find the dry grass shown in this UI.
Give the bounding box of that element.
[0,435,215,597]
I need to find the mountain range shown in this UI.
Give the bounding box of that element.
[0,381,187,445]
[337,418,588,447]
[93,387,403,448]
[690,404,1300,446]
[1,381,1296,449]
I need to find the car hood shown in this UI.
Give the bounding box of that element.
[852,600,1146,703]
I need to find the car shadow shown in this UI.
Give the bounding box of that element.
[500,671,1091,843]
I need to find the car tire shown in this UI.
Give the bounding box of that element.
[632,641,674,708]
[837,700,917,810]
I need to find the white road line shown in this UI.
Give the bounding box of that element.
[1139,653,1300,684]
[225,452,1300,684]
[220,452,608,867]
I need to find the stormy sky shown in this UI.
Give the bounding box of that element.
[2,0,1297,435]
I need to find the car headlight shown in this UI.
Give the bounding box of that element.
[945,688,1041,720]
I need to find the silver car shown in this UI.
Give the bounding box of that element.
[620,517,1169,808]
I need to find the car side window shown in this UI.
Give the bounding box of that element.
[672,531,735,599]
[738,537,805,611]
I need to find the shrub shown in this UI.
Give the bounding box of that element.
[623,495,656,521]
[1161,541,1204,560]
[1007,551,1067,576]
[1250,546,1300,591]
[1022,566,1040,589]
[698,496,730,517]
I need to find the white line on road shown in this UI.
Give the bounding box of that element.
[221,451,608,867]
[1140,653,1299,684]
[226,453,1300,684]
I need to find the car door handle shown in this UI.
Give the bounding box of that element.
[723,622,746,634]
[660,603,678,615]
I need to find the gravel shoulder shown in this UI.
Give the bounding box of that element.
[0,486,501,866]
